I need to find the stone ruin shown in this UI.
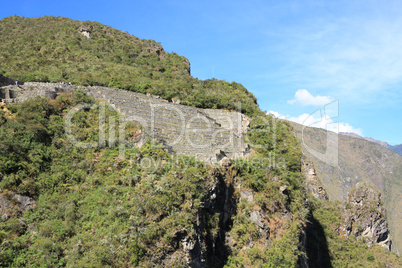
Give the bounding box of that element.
[0,82,251,162]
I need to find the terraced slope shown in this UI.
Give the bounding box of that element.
[1,82,250,161]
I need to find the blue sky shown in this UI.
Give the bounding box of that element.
[1,0,402,145]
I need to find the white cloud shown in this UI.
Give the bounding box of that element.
[288,113,324,128]
[337,122,363,135]
[287,89,333,106]
[267,110,287,119]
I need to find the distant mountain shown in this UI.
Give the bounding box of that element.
[391,144,402,156]
[341,132,402,156]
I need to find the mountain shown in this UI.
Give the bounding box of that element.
[391,144,402,156]
[341,132,402,156]
[0,16,401,267]
[292,123,402,254]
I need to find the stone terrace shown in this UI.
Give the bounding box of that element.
[1,82,250,161]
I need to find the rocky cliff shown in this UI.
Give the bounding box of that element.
[302,160,328,201]
[338,182,392,251]
[0,191,36,221]
[291,121,402,253]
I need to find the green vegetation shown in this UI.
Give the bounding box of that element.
[0,16,260,116]
[223,117,309,267]
[0,94,207,266]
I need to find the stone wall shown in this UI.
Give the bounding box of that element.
[0,87,19,103]
[2,82,251,161]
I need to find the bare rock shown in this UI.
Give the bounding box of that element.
[219,156,231,168]
[172,98,181,104]
[215,150,227,163]
[339,182,392,250]
[240,190,254,202]
[303,161,329,200]
[0,191,36,221]
[249,209,270,239]
[79,26,93,39]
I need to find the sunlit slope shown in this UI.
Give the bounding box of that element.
[291,121,402,253]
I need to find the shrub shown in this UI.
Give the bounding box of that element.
[25,72,49,82]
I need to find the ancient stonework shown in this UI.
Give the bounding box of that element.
[0,82,251,162]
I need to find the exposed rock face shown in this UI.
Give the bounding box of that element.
[249,209,270,241]
[239,189,254,203]
[171,97,181,104]
[303,161,328,200]
[2,82,251,162]
[235,184,293,250]
[239,189,271,243]
[0,191,36,221]
[146,43,166,60]
[338,182,392,250]
[168,174,296,267]
[79,26,92,39]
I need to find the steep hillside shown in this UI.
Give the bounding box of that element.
[0,15,401,267]
[0,16,260,116]
[390,144,402,156]
[292,122,402,254]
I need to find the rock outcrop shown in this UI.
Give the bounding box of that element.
[0,191,36,221]
[79,26,92,39]
[149,170,237,267]
[303,161,329,200]
[338,182,392,250]
[291,121,402,253]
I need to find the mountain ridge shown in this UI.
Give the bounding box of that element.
[341,132,402,156]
